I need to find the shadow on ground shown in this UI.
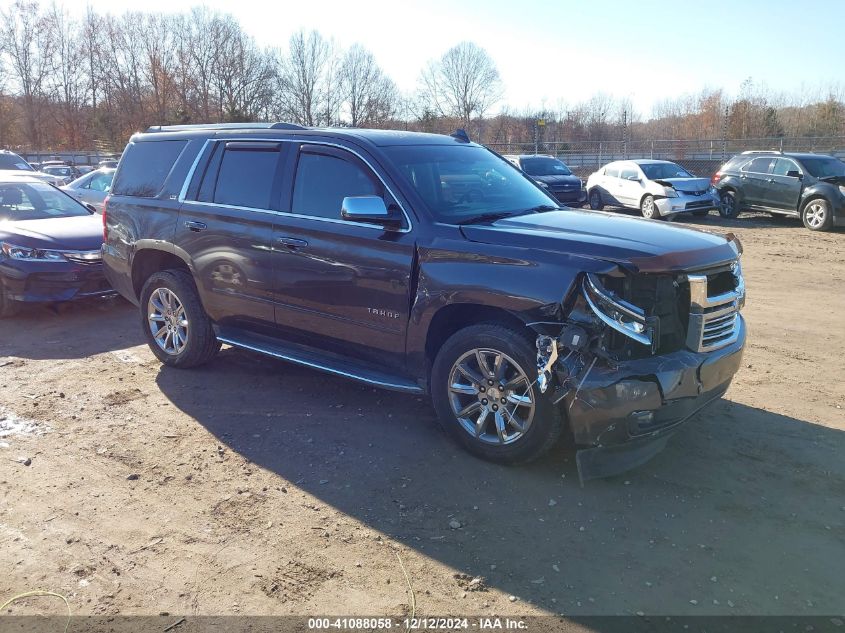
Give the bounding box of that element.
[0,296,141,360]
[155,346,845,615]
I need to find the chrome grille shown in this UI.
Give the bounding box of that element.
[686,264,744,352]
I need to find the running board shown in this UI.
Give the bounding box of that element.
[215,328,424,394]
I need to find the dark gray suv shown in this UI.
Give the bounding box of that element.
[712,151,845,231]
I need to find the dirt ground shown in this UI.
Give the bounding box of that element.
[1,211,844,620]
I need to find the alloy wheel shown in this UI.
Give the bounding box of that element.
[720,194,735,217]
[447,348,536,445]
[804,201,827,229]
[642,197,655,218]
[147,287,188,355]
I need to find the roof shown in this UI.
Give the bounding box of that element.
[0,172,42,183]
[137,122,475,148]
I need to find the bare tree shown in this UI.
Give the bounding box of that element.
[419,42,502,132]
[339,44,397,127]
[0,0,56,148]
[275,30,333,126]
[46,3,86,147]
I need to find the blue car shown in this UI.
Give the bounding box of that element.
[0,177,113,317]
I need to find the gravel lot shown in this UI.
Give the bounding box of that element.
[1,212,844,618]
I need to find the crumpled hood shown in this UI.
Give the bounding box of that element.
[460,210,739,273]
[0,214,103,251]
[652,177,711,193]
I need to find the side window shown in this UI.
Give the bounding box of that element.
[212,142,281,210]
[111,140,187,197]
[742,157,776,174]
[606,166,620,178]
[620,167,638,180]
[772,159,799,177]
[89,173,113,192]
[291,150,381,220]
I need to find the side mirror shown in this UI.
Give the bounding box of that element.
[627,175,640,182]
[786,170,802,179]
[341,196,401,228]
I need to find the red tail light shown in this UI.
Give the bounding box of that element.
[102,195,109,243]
[711,172,722,185]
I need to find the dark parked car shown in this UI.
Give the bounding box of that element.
[103,123,746,480]
[0,178,113,317]
[713,151,845,231]
[504,154,586,206]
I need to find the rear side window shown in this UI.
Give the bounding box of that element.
[742,156,776,174]
[212,143,281,209]
[291,152,380,219]
[606,166,620,178]
[111,140,187,197]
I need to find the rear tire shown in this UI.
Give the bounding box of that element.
[802,198,833,232]
[640,195,661,219]
[588,189,604,210]
[431,323,563,465]
[719,190,740,218]
[0,283,19,318]
[140,269,221,368]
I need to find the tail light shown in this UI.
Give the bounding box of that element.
[710,172,722,185]
[102,195,110,243]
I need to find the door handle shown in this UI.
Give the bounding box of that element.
[740,174,748,179]
[184,220,207,232]
[767,178,775,183]
[277,237,308,249]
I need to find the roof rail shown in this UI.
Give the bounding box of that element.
[145,122,307,133]
[740,149,783,155]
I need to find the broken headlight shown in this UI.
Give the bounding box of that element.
[582,273,654,347]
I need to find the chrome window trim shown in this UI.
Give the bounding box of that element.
[177,137,412,233]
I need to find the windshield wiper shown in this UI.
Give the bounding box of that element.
[456,205,561,226]
[523,204,560,212]
[456,212,520,225]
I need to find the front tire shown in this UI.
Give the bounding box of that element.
[588,189,604,210]
[640,195,661,219]
[431,324,563,465]
[802,198,833,232]
[719,190,740,218]
[140,269,221,367]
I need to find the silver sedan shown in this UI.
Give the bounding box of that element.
[61,168,115,213]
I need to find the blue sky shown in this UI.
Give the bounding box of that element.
[70,0,845,117]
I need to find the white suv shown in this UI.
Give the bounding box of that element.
[586,159,718,219]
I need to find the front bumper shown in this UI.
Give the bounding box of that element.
[561,316,746,482]
[551,188,587,206]
[655,191,719,216]
[0,258,114,303]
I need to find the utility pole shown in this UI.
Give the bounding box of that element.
[722,105,729,161]
[534,118,545,155]
[622,108,628,159]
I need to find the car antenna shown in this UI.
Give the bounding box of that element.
[451,129,470,143]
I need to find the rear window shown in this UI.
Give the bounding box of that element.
[111,140,187,197]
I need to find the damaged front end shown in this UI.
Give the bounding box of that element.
[535,257,746,483]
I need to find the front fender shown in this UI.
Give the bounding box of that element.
[405,237,617,378]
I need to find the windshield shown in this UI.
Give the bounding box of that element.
[45,166,72,176]
[640,162,693,180]
[800,157,845,179]
[0,181,91,222]
[0,154,35,171]
[520,157,572,177]
[384,145,557,223]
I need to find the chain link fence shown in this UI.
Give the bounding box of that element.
[486,136,845,179]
